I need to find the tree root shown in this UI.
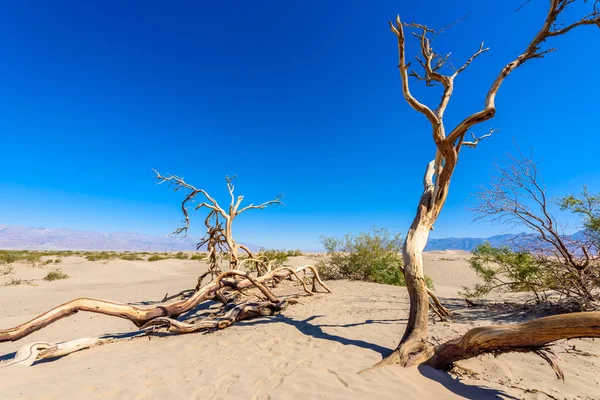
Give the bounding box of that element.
[0,265,330,343]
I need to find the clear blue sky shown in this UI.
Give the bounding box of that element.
[1,1,598,250]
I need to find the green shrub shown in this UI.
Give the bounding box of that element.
[148,255,166,262]
[317,227,433,288]
[258,249,289,268]
[0,250,43,266]
[463,242,557,301]
[85,252,117,261]
[190,253,206,261]
[44,268,69,281]
[173,252,189,260]
[120,253,143,261]
[286,249,303,257]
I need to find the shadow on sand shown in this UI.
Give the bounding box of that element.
[1,303,518,398]
[241,313,517,399]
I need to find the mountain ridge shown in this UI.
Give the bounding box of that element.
[0,224,542,252]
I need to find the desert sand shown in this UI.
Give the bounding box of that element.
[1,252,599,399]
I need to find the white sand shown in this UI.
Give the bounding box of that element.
[0,252,598,399]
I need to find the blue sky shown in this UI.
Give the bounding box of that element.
[1,1,598,250]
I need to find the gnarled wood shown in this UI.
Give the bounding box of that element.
[143,301,286,333]
[0,265,329,343]
[426,311,600,371]
[378,1,600,368]
[155,172,282,269]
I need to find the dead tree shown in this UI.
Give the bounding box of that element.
[154,171,282,269]
[0,265,331,366]
[0,174,326,367]
[374,0,600,371]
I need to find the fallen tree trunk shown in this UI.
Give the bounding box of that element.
[0,265,330,343]
[0,301,287,368]
[425,311,600,371]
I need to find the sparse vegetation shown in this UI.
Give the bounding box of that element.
[286,249,303,257]
[119,253,143,261]
[148,254,166,262]
[0,250,43,266]
[173,252,189,260]
[43,269,70,281]
[84,252,117,261]
[318,227,434,288]
[190,253,206,261]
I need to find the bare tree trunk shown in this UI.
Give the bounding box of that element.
[373,2,600,371]
[377,184,437,366]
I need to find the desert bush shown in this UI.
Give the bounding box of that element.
[173,252,189,260]
[0,250,43,266]
[317,227,433,288]
[148,254,166,262]
[44,269,69,281]
[190,253,206,261]
[47,250,78,257]
[84,252,117,261]
[257,249,289,268]
[463,243,555,299]
[286,249,303,257]
[120,253,143,261]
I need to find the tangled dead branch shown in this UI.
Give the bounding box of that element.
[0,265,331,365]
[154,171,282,269]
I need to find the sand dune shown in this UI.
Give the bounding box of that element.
[0,253,598,399]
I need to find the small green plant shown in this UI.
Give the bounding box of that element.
[190,253,206,261]
[286,249,303,257]
[54,258,62,264]
[44,269,70,281]
[148,255,166,262]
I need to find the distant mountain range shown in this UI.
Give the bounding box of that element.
[0,225,199,251]
[424,233,529,252]
[0,225,580,252]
